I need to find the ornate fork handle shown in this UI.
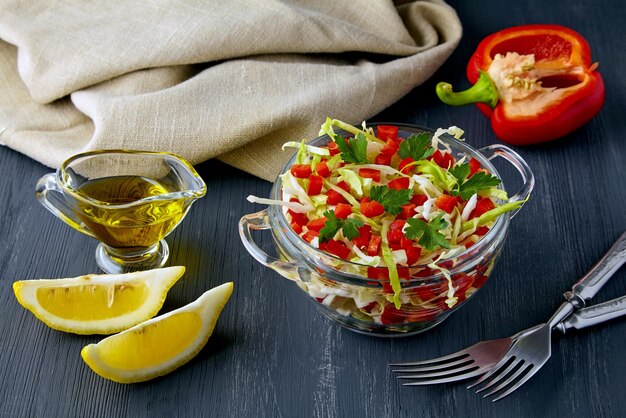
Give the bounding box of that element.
[557,295,626,333]
[565,231,626,308]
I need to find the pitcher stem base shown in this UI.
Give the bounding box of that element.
[95,239,170,274]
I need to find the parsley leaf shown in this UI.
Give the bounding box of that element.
[449,162,501,200]
[369,185,413,215]
[318,210,364,243]
[404,213,451,251]
[342,218,363,240]
[449,163,470,185]
[397,132,435,161]
[335,133,369,164]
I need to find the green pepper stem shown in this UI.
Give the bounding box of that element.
[436,71,499,108]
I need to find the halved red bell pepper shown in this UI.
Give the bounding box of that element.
[436,24,605,145]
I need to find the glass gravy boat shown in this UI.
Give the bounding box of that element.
[36,150,206,273]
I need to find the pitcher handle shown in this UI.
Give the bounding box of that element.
[238,209,305,282]
[35,172,95,238]
[477,144,535,219]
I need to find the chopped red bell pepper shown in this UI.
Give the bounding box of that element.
[315,161,331,178]
[387,177,410,190]
[387,219,406,244]
[436,24,604,145]
[325,189,346,205]
[352,225,372,249]
[380,139,400,157]
[398,157,415,174]
[470,197,495,219]
[290,164,312,178]
[358,168,381,182]
[367,235,381,256]
[468,158,481,176]
[429,150,455,169]
[410,194,428,206]
[376,125,399,142]
[334,203,352,219]
[307,174,323,195]
[306,217,327,232]
[325,239,351,259]
[326,141,340,156]
[435,194,458,213]
[361,199,385,218]
[374,152,392,166]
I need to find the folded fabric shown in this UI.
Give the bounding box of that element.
[0,0,461,181]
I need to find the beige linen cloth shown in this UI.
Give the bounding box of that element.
[0,0,461,181]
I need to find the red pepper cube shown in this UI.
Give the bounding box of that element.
[468,158,481,177]
[387,219,406,244]
[387,177,410,190]
[429,150,455,169]
[410,194,428,206]
[405,245,422,266]
[435,194,458,214]
[463,239,476,249]
[302,230,319,243]
[367,266,390,280]
[327,141,340,156]
[336,181,351,192]
[399,203,417,220]
[290,164,312,178]
[367,235,381,256]
[334,203,352,219]
[361,200,385,218]
[306,217,327,232]
[398,157,415,174]
[325,189,346,205]
[470,197,495,219]
[324,239,351,260]
[315,161,331,178]
[475,226,490,236]
[352,225,372,249]
[307,175,323,196]
[473,273,489,289]
[290,222,303,234]
[358,168,381,182]
[411,282,446,302]
[374,152,392,166]
[380,304,407,325]
[376,125,399,142]
[380,139,400,157]
[288,210,309,226]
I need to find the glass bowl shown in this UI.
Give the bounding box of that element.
[239,123,534,337]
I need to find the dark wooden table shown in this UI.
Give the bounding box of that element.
[1,1,625,417]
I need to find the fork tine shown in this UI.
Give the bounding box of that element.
[400,366,488,385]
[475,358,521,394]
[389,351,470,367]
[392,356,474,373]
[396,363,478,380]
[491,363,541,402]
[481,362,530,398]
[466,354,512,389]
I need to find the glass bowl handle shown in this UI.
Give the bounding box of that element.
[477,144,535,219]
[35,172,95,238]
[239,209,305,282]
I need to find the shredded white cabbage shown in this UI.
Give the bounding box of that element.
[461,193,478,221]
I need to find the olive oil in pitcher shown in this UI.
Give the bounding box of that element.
[75,176,186,248]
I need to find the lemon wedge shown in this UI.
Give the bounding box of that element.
[81,282,233,383]
[12,266,186,335]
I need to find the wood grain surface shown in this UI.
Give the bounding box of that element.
[1,0,625,417]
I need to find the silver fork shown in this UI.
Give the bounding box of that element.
[392,231,626,394]
[471,231,626,401]
[392,296,625,386]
